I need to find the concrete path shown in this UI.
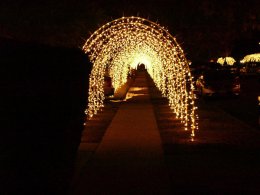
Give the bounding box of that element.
[73,72,171,194]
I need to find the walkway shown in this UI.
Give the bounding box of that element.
[73,71,171,194]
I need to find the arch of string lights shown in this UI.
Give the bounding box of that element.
[83,16,198,137]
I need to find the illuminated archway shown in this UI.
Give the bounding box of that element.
[83,16,198,137]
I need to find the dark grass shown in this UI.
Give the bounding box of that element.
[146,72,260,194]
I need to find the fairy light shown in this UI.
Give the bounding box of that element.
[240,53,260,63]
[217,57,236,66]
[83,16,198,137]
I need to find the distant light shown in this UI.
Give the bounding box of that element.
[217,57,236,66]
[240,53,260,63]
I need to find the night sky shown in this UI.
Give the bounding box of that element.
[0,0,259,61]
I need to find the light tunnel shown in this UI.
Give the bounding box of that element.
[83,16,198,137]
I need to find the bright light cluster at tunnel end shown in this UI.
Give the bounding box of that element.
[83,16,199,138]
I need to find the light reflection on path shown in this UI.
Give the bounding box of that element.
[125,87,148,101]
[110,87,148,102]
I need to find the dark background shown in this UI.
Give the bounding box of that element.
[1,1,259,194]
[0,0,260,62]
[0,38,91,194]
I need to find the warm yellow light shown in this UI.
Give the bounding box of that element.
[217,57,236,65]
[240,53,260,63]
[129,53,152,69]
[83,16,198,137]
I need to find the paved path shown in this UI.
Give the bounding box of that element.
[73,72,171,194]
